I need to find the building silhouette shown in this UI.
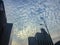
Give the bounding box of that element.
[28,28,54,45]
[28,37,38,45]
[0,0,7,45]
[0,0,13,45]
[55,41,60,45]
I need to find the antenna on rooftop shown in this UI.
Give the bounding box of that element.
[40,16,50,35]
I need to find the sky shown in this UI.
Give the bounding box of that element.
[3,0,60,45]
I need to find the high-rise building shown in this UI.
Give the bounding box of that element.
[28,37,38,45]
[28,28,54,45]
[35,28,53,45]
[0,1,13,45]
[0,0,7,45]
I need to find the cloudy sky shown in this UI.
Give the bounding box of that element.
[3,0,60,45]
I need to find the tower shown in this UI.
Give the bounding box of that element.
[0,0,7,45]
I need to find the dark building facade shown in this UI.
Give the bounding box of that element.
[0,0,7,45]
[28,28,54,45]
[0,0,13,45]
[28,37,38,45]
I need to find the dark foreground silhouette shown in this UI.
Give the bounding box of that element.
[0,0,13,45]
[0,0,7,45]
[55,41,60,45]
[1,23,13,45]
[28,28,54,45]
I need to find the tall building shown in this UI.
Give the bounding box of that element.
[35,28,53,45]
[0,0,7,45]
[28,28,54,45]
[28,37,38,45]
[0,1,13,45]
[0,0,7,31]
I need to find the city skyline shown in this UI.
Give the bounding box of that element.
[3,0,60,45]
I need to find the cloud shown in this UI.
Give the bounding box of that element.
[3,0,60,45]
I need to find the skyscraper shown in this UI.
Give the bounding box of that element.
[0,0,7,45]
